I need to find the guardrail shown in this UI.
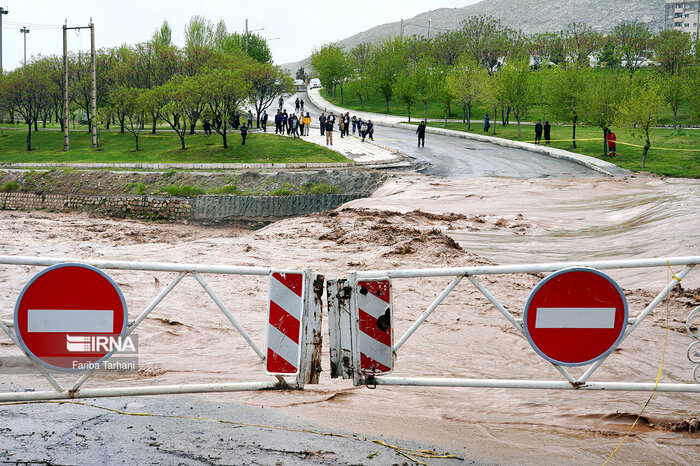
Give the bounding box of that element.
[0,256,323,402]
[330,256,700,392]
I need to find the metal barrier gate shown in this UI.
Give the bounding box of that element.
[329,256,700,392]
[0,255,323,402]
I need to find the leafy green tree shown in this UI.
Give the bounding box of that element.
[611,20,653,74]
[563,22,603,67]
[246,63,293,126]
[498,58,533,138]
[393,68,418,122]
[202,66,250,148]
[459,15,513,72]
[662,70,686,129]
[616,75,665,167]
[528,32,566,66]
[654,30,693,75]
[583,71,626,156]
[4,66,53,150]
[151,20,173,47]
[545,65,589,148]
[369,37,406,113]
[219,32,272,64]
[686,66,700,124]
[151,77,200,150]
[412,58,439,122]
[110,86,149,151]
[597,37,620,69]
[446,56,487,129]
[295,66,307,81]
[184,15,214,48]
[310,43,352,103]
[348,43,373,110]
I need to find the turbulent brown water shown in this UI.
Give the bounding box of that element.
[0,174,698,464]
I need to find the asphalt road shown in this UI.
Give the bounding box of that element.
[283,93,599,179]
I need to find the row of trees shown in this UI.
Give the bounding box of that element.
[310,16,700,167]
[0,16,293,151]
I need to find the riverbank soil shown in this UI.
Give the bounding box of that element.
[0,174,698,464]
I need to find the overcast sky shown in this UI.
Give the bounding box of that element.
[0,0,480,71]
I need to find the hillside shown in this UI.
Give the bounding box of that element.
[282,0,663,73]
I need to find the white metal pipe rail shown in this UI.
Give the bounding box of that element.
[350,256,700,392]
[0,255,311,402]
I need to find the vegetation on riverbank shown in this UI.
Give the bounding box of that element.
[0,129,347,164]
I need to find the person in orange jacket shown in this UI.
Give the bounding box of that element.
[606,129,617,157]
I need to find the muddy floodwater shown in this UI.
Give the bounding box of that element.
[0,174,698,464]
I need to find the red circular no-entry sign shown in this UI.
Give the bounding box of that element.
[523,268,628,366]
[14,263,128,372]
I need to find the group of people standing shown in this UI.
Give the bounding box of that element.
[273,109,312,139]
[534,120,552,145]
[317,112,374,146]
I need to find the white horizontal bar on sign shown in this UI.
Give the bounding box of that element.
[28,309,114,333]
[354,256,700,279]
[0,255,301,276]
[535,308,616,329]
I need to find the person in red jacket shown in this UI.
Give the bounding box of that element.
[606,129,617,157]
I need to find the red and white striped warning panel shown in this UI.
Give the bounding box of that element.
[265,271,305,376]
[356,279,393,375]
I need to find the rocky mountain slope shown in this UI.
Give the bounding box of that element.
[283,0,663,72]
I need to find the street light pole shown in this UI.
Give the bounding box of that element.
[0,7,9,71]
[20,26,29,65]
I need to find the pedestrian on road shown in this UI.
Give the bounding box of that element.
[303,113,312,136]
[278,96,284,110]
[240,124,248,145]
[295,97,300,113]
[325,119,334,145]
[351,115,357,134]
[282,110,289,135]
[543,121,551,145]
[484,113,490,132]
[319,113,326,136]
[534,119,543,144]
[261,111,268,132]
[343,113,351,137]
[416,120,426,147]
[300,99,305,113]
[298,113,305,136]
[291,115,299,139]
[275,110,282,134]
[339,116,345,138]
[362,120,374,142]
[247,113,253,129]
[356,118,363,137]
[606,129,617,157]
[203,119,211,136]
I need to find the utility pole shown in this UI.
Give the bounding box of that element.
[400,18,404,39]
[62,21,69,151]
[696,0,699,41]
[62,20,96,152]
[245,18,248,53]
[0,7,8,71]
[20,26,29,65]
[90,18,97,148]
[427,20,431,40]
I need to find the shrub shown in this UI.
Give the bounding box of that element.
[301,182,342,194]
[0,181,19,192]
[164,184,205,197]
[210,185,243,195]
[268,188,295,196]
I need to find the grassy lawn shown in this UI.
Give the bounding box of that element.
[0,128,348,164]
[421,121,700,178]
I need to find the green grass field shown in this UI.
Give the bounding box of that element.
[0,128,348,164]
[421,121,700,178]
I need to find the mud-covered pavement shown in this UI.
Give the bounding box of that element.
[0,174,699,464]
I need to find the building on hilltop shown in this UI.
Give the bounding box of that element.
[665,1,700,37]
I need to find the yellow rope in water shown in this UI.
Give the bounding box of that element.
[0,399,456,465]
[602,260,679,465]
